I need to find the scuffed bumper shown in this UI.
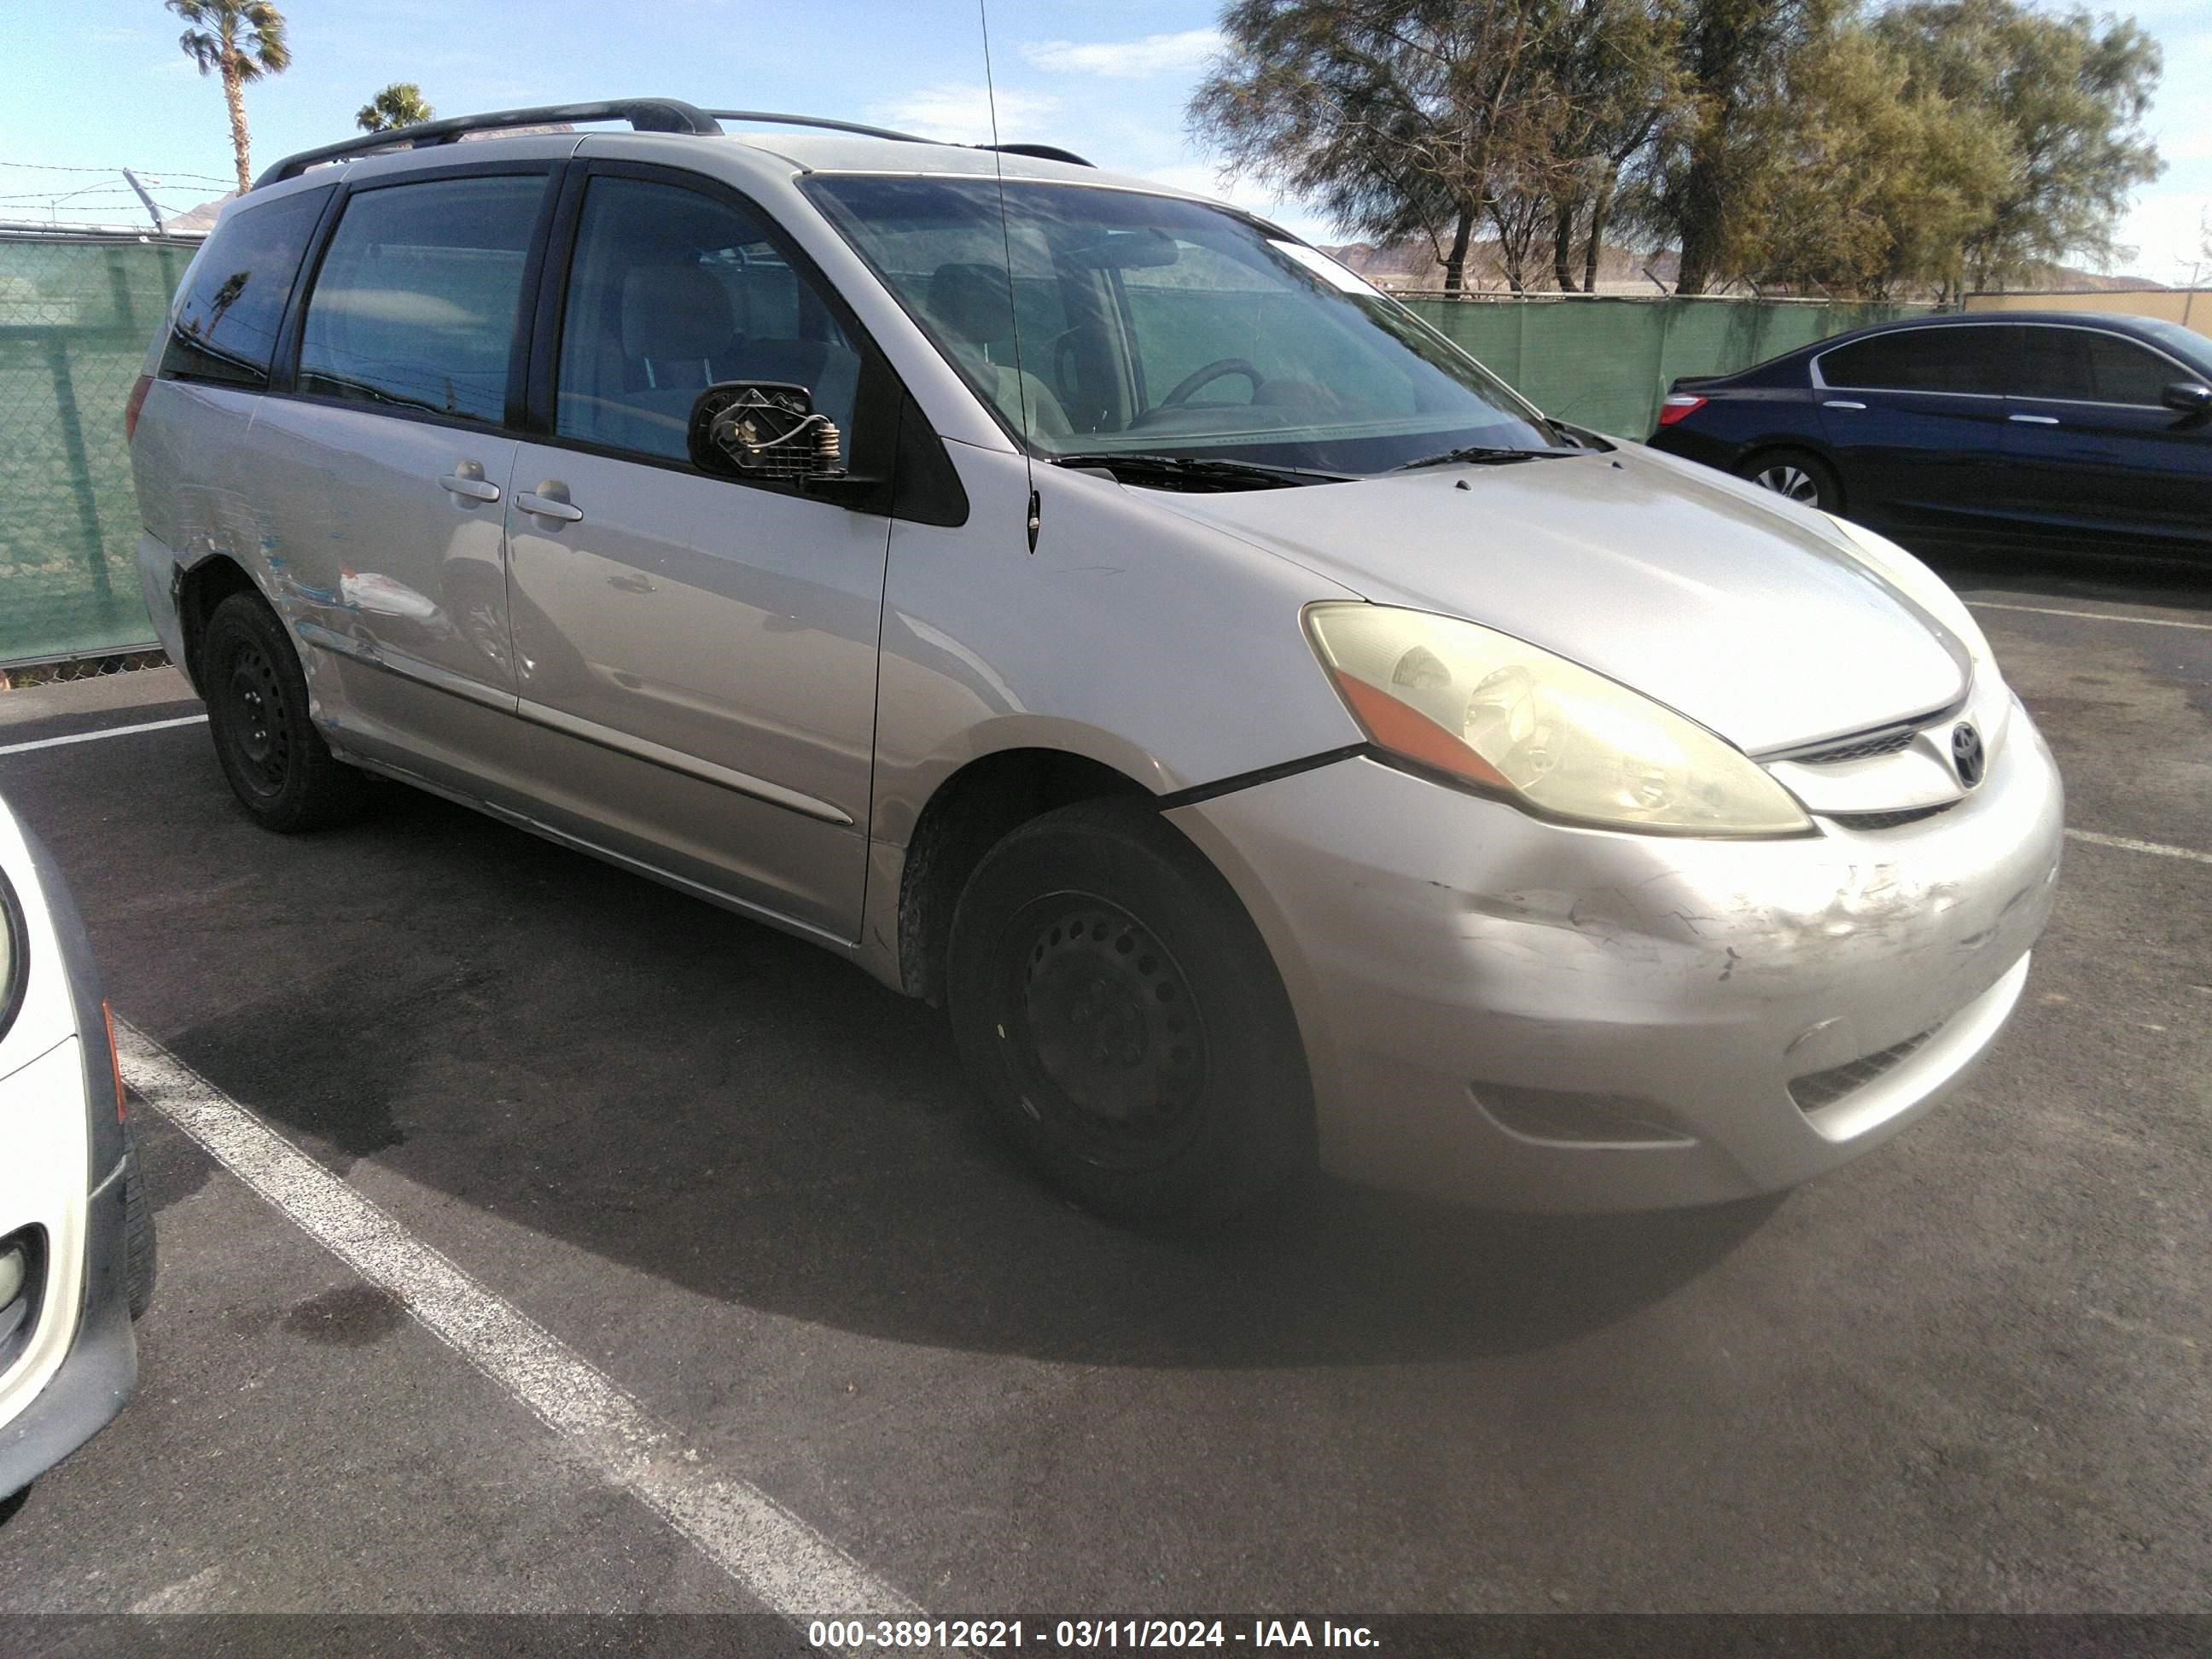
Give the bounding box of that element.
[134,530,190,678]
[1167,704,2063,1212]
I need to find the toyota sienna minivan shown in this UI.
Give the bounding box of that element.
[127,101,2063,1223]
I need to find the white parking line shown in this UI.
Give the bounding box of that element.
[114,1019,917,1621]
[2065,828,2212,866]
[1967,600,2212,632]
[0,714,207,756]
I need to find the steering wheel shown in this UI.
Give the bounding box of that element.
[1158,357,1262,410]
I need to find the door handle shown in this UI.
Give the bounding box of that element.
[1825,400,1867,410]
[515,487,584,523]
[2008,413,2060,426]
[439,467,501,502]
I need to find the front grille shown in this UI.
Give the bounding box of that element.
[1825,803,1956,832]
[1788,1029,1938,1115]
[1794,727,1917,765]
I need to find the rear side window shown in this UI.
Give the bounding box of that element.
[2016,327,2177,406]
[160,185,330,388]
[296,174,544,424]
[1819,327,2011,397]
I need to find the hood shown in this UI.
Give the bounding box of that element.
[1160,445,1969,755]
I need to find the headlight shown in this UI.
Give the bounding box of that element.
[1822,514,1995,674]
[1304,603,1813,836]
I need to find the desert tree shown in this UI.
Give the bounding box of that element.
[1627,0,1838,294]
[1536,0,1690,291]
[1728,22,2008,298]
[1872,0,2162,288]
[1189,0,1575,293]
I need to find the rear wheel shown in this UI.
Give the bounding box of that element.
[201,592,370,832]
[1738,447,1842,513]
[946,800,1313,1225]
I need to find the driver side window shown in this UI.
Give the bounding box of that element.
[555,177,861,465]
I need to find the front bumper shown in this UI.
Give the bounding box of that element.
[1167,704,2063,1211]
[0,1131,136,1499]
[0,812,138,1496]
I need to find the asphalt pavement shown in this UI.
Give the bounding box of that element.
[0,548,2206,1621]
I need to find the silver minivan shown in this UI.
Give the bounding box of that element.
[127,101,2062,1223]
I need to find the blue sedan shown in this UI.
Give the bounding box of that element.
[1646,311,2212,562]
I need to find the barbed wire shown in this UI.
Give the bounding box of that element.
[0,160,230,230]
[0,160,232,183]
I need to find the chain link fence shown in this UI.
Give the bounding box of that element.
[0,229,196,672]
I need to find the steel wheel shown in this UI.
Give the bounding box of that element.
[200,591,370,832]
[218,638,290,800]
[1002,894,1210,1173]
[946,800,1315,1224]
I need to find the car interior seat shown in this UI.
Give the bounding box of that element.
[925,261,1074,440]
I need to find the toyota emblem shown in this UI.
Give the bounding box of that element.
[1951,722,1985,787]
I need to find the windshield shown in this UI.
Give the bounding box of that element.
[805,176,1563,477]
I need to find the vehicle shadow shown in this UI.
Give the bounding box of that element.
[149,783,1781,1371]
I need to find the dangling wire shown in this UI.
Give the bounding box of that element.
[978,0,1041,550]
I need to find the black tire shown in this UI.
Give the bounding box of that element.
[201,591,370,832]
[1737,446,1842,513]
[946,800,1314,1225]
[123,1114,156,1322]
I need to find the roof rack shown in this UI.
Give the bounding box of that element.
[977,143,1095,168]
[253,99,723,188]
[704,110,929,144]
[253,98,1101,192]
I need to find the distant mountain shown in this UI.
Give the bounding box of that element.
[163,193,236,236]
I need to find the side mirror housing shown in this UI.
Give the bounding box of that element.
[2161,379,2212,416]
[687,382,847,482]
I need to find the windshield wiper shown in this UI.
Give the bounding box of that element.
[1388,444,1574,473]
[1049,451,1348,490]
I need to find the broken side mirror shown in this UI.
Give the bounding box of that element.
[687,381,848,484]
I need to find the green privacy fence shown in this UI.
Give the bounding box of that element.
[0,232,195,667]
[1400,293,1936,439]
[0,231,1930,668]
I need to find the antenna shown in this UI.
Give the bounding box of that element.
[978,0,1041,552]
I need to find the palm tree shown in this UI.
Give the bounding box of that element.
[168,0,292,195]
[357,82,434,134]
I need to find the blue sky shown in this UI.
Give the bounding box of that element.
[7,0,2209,281]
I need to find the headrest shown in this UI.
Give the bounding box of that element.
[620,263,735,361]
[926,261,1017,352]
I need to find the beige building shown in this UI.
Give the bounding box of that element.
[1963,288,2210,338]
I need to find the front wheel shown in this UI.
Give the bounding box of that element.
[946,800,1314,1225]
[1738,447,1842,513]
[201,591,370,833]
